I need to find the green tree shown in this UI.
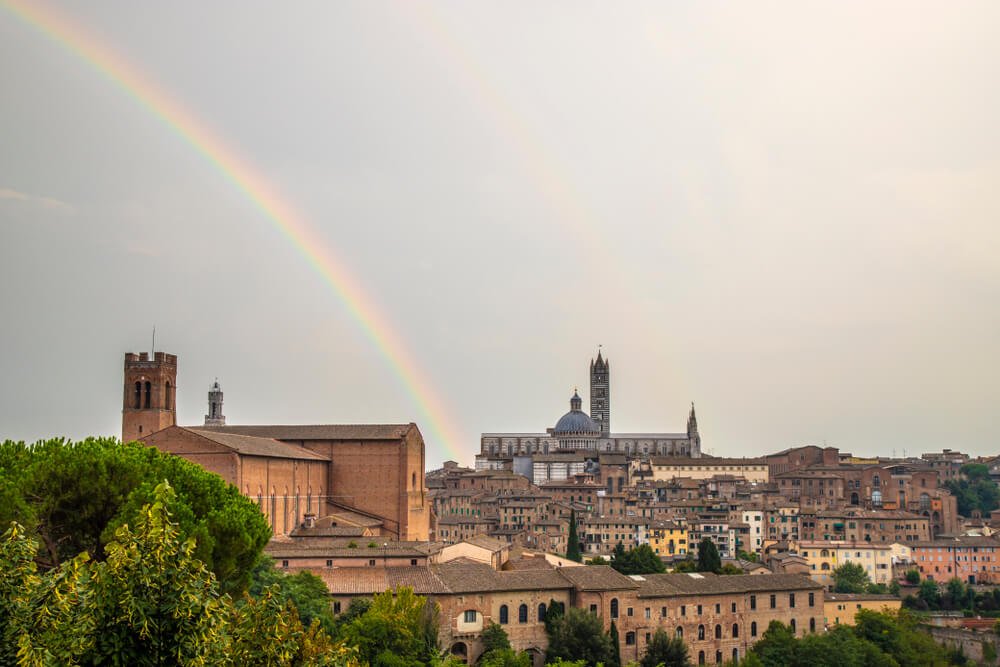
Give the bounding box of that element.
[792,625,895,667]
[341,587,440,667]
[736,550,760,563]
[609,620,622,667]
[719,563,744,575]
[696,538,721,574]
[640,629,691,667]
[480,622,512,656]
[611,544,666,575]
[248,556,336,634]
[566,510,583,563]
[905,569,921,585]
[545,607,616,666]
[0,438,270,594]
[918,579,941,609]
[750,621,797,666]
[832,562,870,594]
[479,649,531,667]
[672,558,697,573]
[853,608,950,667]
[587,556,609,566]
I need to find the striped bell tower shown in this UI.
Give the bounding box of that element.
[590,350,610,435]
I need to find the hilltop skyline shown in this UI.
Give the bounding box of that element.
[2,2,998,466]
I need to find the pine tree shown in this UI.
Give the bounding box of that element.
[696,538,721,573]
[566,510,582,563]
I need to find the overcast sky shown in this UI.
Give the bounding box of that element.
[2,1,998,467]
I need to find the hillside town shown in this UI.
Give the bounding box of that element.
[114,350,1000,665]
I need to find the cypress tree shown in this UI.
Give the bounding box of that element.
[566,510,582,562]
[609,620,622,667]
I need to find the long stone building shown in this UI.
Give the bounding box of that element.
[121,351,430,540]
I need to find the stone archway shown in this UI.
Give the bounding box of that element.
[450,642,468,663]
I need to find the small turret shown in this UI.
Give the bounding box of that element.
[204,379,226,426]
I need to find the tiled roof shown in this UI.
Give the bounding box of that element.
[184,428,330,461]
[635,572,821,598]
[554,565,640,591]
[195,423,415,441]
[264,540,442,558]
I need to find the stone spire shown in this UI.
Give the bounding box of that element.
[590,350,610,435]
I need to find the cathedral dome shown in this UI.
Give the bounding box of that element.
[553,392,600,434]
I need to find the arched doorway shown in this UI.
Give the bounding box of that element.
[450,642,468,663]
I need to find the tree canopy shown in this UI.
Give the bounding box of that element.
[610,543,666,575]
[545,607,617,666]
[944,465,1000,517]
[0,481,355,666]
[0,437,271,594]
[750,611,959,667]
[696,538,721,574]
[640,629,691,667]
[831,562,870,594]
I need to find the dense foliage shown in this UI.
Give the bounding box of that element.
[249,556,337,634]
[640,629,691,667]
[944,464,1000,517]
[0,481,353,666]
[0,437,271,594]
[696,538,721,574]
[544,607,617,666]
[611,542,666,575]
[748,611,961,667]
[903,576,1000,615]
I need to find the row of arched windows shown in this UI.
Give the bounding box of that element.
[497,603,546,625]
[132,381,172,410]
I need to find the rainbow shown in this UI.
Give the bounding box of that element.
[2,0,465,462]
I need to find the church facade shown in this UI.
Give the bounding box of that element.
[121,351,430,541]
[476,352,701,469]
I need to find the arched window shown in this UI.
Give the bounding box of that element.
[751,621,757,637]
[698,651,705,665]
[872,490,883,507]
[732,623,739,638]
[732,649,739,663]
[164,381,172,409]
[538,603,547,622]
[698,625,705,640]
[809,617,816,633]
[518,604,528,623]
[920,493,931,510]
[133,382,142,409]
[676,626,683,639]
[790,619,797,634]
[715,651,722,664]
[715,624,722,639]
[499,605,508,624]
[821,562,830,571]
[610,598,619,619]
[873,474,881,488]
[144,381,151,408]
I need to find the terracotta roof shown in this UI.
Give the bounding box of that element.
[196,423,415,441]
[264,540,441,558]
[635,572,821,598]
[184,428,330,461]
[554,565,640,591]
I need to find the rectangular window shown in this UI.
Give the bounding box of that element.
[645,608,651,619]
[808,592,815,607]
[770,595,776,609]
[750,595,757,610]
[681,605,686,616]
[333,601,342,614]
[789,594,796,608]
[627,607,634,617]
[715,603,721,614]
[590,604,598,614]
[697,605,703,615]
[464,610,476,623]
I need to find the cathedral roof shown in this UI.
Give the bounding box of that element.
[553,392,600,435]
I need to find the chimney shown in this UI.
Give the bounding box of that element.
[303,513,316,529]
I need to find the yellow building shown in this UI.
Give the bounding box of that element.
[824,594,901,627]
[798,541,894,589]
[649,520,688,557]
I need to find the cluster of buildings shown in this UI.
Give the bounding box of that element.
[122,349,1000,665]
